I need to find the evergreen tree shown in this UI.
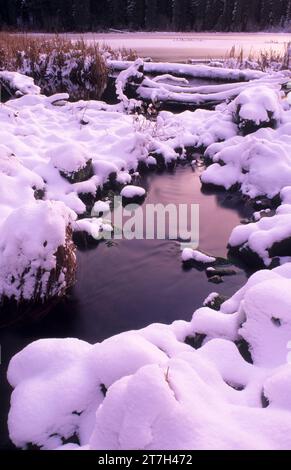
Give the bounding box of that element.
[73,0,91,31]
[127,0,145,29]
[107,0,127,28]
[232,0,244,30]
[0,0,290,32]
[190,0,207,30]
[172,0,190,31]
[145,0,158,30]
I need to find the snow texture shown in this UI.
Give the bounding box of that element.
[120,185,146,199]
[182,248,216,264]
[7,265,291,450]
[2,62,291,450]
[0,71,41,95]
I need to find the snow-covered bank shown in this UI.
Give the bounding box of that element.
[7,264,291,450]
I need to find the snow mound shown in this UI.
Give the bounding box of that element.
[229,186,291,267]
[48,143,91,175]
[120,185,146,199]
[202,121,291,198]
[91,200,110,217]
[7,265,291,450]
[0,200,76,302]
[229,86,283,134]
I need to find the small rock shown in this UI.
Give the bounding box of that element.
[208,275,224,284]
[206,267,237,278]
[204,293,229,311]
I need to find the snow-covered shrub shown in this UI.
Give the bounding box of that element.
[229,86,283,134]
[7,265,291,450]
[0,200,76,304]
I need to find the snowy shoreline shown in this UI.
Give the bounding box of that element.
[1,58,291,450]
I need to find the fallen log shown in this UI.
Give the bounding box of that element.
[110,59,268,81]
[115,59,289,110]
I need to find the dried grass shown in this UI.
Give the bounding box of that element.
[0,33,108,98]
[0,33,136,99]
[226,43,291,72]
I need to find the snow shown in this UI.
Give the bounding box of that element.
[0,200,76,301]
[2,62,291,450]
[182,248,216,264]
[48,143,91,175]
[229,85,283,131]
[120,185,146,199]
[91,200,110,217]
[229,185,291,267]
[201,118,291,198]
[203,292,220,306]
[7,264,291,450]
[136,70,287,107]
[110,60,267,81]
[0,71,41,95]
[0,91,153,221]
[73,217,113,240]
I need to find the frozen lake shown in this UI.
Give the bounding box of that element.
[30,31,291,62]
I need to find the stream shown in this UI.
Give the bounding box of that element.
[0,161,254,449]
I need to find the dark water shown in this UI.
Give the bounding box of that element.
[0,163,253,449]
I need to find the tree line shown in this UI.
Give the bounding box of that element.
[0,0,290,32]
